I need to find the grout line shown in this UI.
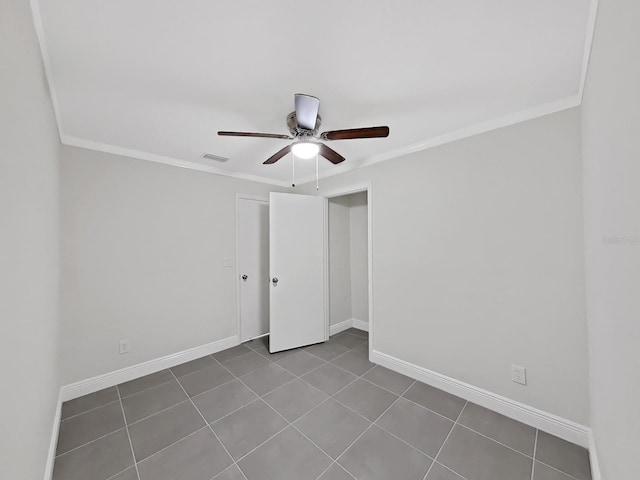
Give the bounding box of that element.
[168,370,249,480]
[455,423,534,460]
[125,398,192,427]
[422,400,468,480]
[116,386,142,480]
[133,425,219,465]
[215,342,373,479]
[531,429,539,480]
[334,379,418,474]
[54,427,127,458]
[534,459,584,480]
[431,461,469,480]
[104,466,138,480]
[60,398,122,421]
[118,375,176,400]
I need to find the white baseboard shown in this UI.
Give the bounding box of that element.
[352,318,369,332]
[370,350,591,448]
[330,318,370,336]
[60,336,240,401]
[588,431,602,480]
[330,319,353,336]
[44,391,63,480]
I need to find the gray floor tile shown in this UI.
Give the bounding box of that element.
[294,398,371,459]
[332,333,367,349]
[237,427,332,480]
[53,429,133,480]
[535,431,591,480]
[304,340,351,361]
[362,366,414,395]
[344,328,368,338]
[213,465,246,480]
[246,344,271,359]
[425,463,466,480]
[178,364,234,397]
[533,461,579,480]
[171,355,217,377]
[260,347,301,361]
[192,379,258,424]
[403,382,466,420]
[301,363,357,396]
[137,427,232,480]
[222,351,270,377]
[317,463,354,480]
[339,425,432,480]
[353,342,369,354]
[211,400,288,460]
[61,387,119,419]
[213,344,252,362]
[438,425,533,480]
[263,379,328,422]
[128,401,206,461]
[56,401,125,455]
[458,402,536,456]
[118,370,174,398]
[108,467,139,480]
[239,362,295,396]
[276,350,325,376]
[121,379,188,424]
[243,337,269,351]
[334,379,398,421]
[376,397,453,457]
[331,350,375,376]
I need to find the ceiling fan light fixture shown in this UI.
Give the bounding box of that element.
[291,142,319,159]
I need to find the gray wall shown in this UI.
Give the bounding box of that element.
[582,0,640,477]
[0,1,61,477]
[329,197,353,325]
[349,192,369,323]
[307,108,589,423]
[60,146,279,384]
[328,192,369,327]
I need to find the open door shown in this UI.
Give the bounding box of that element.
[269,192,326,353]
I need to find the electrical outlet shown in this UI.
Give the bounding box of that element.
[511,365,526,385]
[119,339,131,354]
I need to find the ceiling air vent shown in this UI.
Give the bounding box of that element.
[202,153,229,162]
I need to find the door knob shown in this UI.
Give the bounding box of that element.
[241,274,248,281]
[272,277,278,285]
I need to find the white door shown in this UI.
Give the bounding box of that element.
[269,192,326,353]
[237,197,270,341]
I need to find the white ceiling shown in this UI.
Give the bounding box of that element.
[36,0,593,186]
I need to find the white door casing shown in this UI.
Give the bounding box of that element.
[269,192,326,353]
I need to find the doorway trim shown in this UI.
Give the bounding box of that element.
[235,193,269,343]
[322,181,374,358]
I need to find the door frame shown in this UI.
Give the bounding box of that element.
[323,181,374,358]
[235,193,270,343]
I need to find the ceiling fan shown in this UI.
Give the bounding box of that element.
[218,94,390,166]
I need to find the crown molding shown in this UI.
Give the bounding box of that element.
[29,0,64,141]
[62,135,291,187]
[296,94,582,186]
[579,0,600,101]
[31,0,598,186]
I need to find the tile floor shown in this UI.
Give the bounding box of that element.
[52,328,592,480]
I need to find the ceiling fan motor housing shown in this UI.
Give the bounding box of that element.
[287,112,322,138]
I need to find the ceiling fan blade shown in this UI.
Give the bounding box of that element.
[218,131,292,140]
[294,94,320,130]
[263,145,293,164]
[319,144,345,164]
[320,126,390,140]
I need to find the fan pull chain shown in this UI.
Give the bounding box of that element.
[315,153,319,190]
[291,152,295,187]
